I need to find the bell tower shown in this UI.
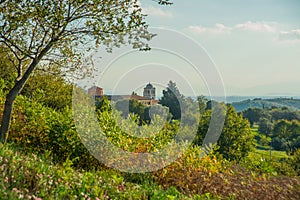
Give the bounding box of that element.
[143,83,155,99]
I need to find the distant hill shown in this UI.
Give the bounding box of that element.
[232,98,300,112]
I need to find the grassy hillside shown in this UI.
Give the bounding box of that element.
[1,143,300,200]
[232,98,300,112]
[0,144,214,200]
[1,86,300,199]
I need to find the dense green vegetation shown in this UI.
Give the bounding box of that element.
[242,107,300,153]
[232,98,300,112]
[1,75,300,199]
[1,143,203,200]
[159,81,184,120]
[0,0,172,142]
[2,1,299,199]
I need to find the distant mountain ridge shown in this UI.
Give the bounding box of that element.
[231,98,300,112]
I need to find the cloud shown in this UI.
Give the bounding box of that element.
[186,21,300,45]
[142,6,173,18]
[188,23,232,35]
[277,29,300,44]
[235,21,277,33]
[188,21,278,35]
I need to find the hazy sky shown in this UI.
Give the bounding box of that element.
[86,0,300,98]
[137,0,300,96]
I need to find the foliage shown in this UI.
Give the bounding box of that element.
[240,105,300,154]
[0,46,17,93]
[0,143,201,200]
[96,98,179,153]
[0,0,169,142]
[240,149,296,176]
[114,98,159,125]
[196,105,255,161]
[288,149,300,176]
[0,94,101,170]
[20,71,73,110]
[258,117,273,136]
[219,105,255,160]
[1,90,300,199]
[0,0,154,72]
[153,146,300,200]
[232,98,300,112]
[159,80,184,120]
[271,120,300,152]
[258,134,272,146]
[242,108,271,126]
[241,106,300,129]
[2,94,185,171]
[270,108,300,121]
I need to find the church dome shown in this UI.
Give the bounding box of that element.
[145,83,154,89]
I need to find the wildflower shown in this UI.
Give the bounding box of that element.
[133,185,140,189]
[4,177,8,183]
[32,154,37,160]
[37,173,43,179]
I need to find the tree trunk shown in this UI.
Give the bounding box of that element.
[0,39,56,143]
[0,90,18,143]
[0,59,39,143]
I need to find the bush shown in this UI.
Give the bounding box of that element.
[0,144,200,199]
[2,94,102,170]
[240,151,297,176]
[288,149,300,176]
[153,147,300,200]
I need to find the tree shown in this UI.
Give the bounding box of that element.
[270,109,300,121]
[258,117,273,136]
[272,120,291,139]
[271,119,300,152]
[159,80,184,120]
[196,105,255,161]
[197,95,207,114]
[242,108,270,126]
[115,99,146,125]
[218,105,255,160]
[0,45,17,92]
[21,70,73,110]
[0,0,172,142]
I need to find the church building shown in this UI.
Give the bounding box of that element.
[143,83,156,100]
[88,83,159,106]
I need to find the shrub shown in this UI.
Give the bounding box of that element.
[0,144,201,199]
[2,94,102,170]
[153,147,300,200]
[288,149,300,176]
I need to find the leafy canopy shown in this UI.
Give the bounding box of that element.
[0,0,172,142]
[0,0,156,78]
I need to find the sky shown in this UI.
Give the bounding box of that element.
[86,0,300,98]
